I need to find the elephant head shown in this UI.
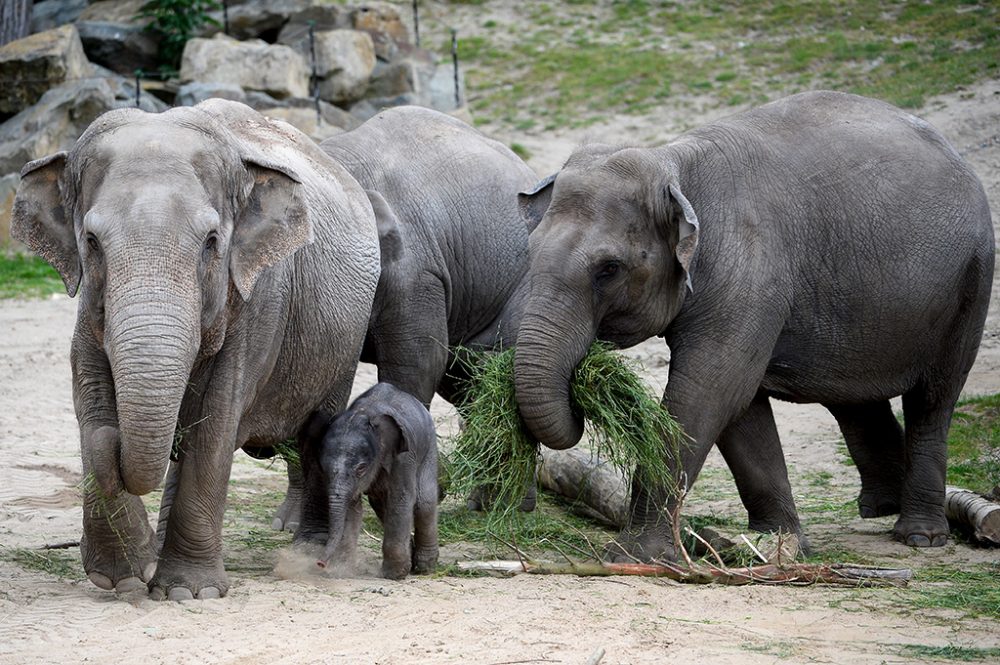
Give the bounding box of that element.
[514,144,699,450]
[11,105,314,496]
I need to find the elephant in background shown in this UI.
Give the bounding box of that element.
[273,106,539,535]
[12,99,381,599]
[301,383,438,580]
[513,90,994,561]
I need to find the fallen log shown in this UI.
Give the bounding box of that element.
[945,485,1000,545]
[537,447,628,528]
[456,558,912,587]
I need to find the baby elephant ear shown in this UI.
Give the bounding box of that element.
[231,158,313,301]
[373,413,409,456]
[518,173,557,234]
[12,152,81,296]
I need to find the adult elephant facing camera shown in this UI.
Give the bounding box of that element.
[514,90,994,562]
[12,99,380,599]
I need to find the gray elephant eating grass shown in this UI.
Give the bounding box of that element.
[300,383,438,580]
[12,99,381,600]
[513,90,995,562]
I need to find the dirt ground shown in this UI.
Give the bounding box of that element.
[2,73,999,665]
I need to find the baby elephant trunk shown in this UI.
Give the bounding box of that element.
[84,426,125,497]
[316,492,349,568]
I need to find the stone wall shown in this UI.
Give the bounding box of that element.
[0,0,467,249]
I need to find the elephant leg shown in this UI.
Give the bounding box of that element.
[272,460,304,533]
[892,383,952,547]
[717,391,807,551]
[826,401,904,518]
[411,456,439,574]
[156,460,182,550]
[148,424,235,600]
[607,334,775,563]
[379,482,416,580]
[79,425,158,592]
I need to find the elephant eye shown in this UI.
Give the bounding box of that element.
[86,233,101,253]
[595,260,621,283]
[203,232,219,254]
[354,463,369,477]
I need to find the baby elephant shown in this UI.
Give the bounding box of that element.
[300,383,438,579]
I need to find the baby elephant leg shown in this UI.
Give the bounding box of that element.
[411,460,439,574]
[379,489,415,580]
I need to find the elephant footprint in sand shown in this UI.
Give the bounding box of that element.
[12,99,380,599]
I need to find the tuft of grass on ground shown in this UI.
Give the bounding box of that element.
[0,253,64,299]
[0,547,84,581]
[896,644,1000,663]
[903,564,1000,620]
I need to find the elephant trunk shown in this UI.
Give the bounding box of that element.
[105,296,200,497]
[514,284,593,450]
[317,491,350,568]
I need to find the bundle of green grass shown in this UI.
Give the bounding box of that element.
[449,343,686,526]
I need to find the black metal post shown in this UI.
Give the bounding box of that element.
[451,28,460,108]
[308,21,321,125]
[134,70,141,108]
[412,0,420,48]
[223,0,229,36]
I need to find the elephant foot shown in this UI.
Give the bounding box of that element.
[466,482,537,513]
[604,526,675,563]
[892,515,949,548]
[81,492,158,593]
[857,488,901,518]
[271,492,302,532]
[411,545,438,575]
[148,554,229,600]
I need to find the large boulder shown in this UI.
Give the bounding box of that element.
[350,2,409,61]
[293,29,376,105]
[75,0,159,76]
[277,5,348,44]
[0,78,117,176]
[30,0,89,34]
[203,0,310,41]
[0,25,91,119]
[180,34,309,99]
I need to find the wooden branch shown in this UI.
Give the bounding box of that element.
[945,486,1000,545]
[457,559,912,587]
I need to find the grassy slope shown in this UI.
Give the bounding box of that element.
[448,0,999,130]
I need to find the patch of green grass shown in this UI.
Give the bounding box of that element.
[902,564,1000,619]
[0,547,83,581]
[440,0,999,131]
[509,142,532,160]
[0,253,64,299]
[896,644,1000,662]
[947,394,1000,492]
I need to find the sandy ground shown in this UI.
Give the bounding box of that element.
[2,73,999,664]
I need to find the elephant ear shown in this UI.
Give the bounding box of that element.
[12,152,81,297]
[364,189,404,266]
[231,157,313,300]
[372,394,433,469]
[655,179,700,292]
[517,173,557,234]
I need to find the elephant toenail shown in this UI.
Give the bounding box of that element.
[906,534,931,547]
[88,572,114,590]
[149,587,167,601]
[167,587,195,601]
[197,587,221,600]
[114,577,145,593]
